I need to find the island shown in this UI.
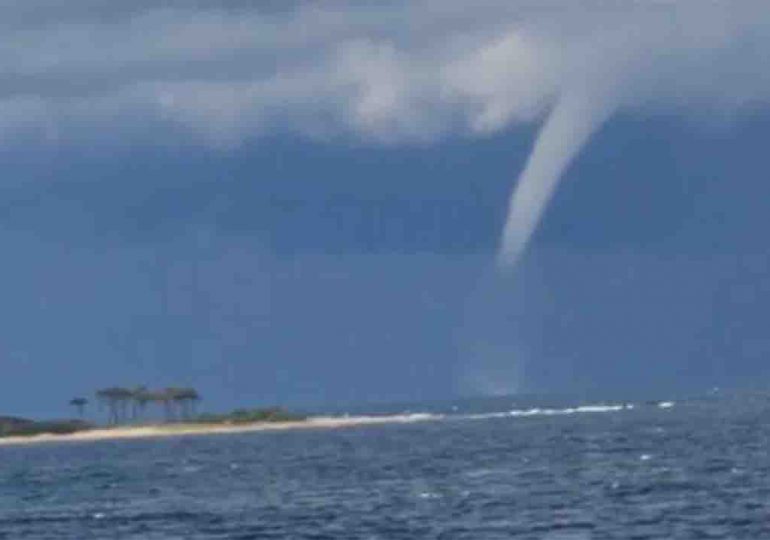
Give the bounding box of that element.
[0,386,437,446]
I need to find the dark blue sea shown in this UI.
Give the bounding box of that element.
[2,392,770,539]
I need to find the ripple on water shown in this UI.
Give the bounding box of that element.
[2,396,770,538]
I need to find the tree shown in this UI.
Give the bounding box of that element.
[153,388,176,422]
[96,387,133,425]
[185,388,201,418]
[69,397,88,418]
[94,385,201,424]
[132,386,153,422]
[175,387,201,420]
[96,388,118,424]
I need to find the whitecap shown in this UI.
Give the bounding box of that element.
[509,404,625,417]
[453,403,630,423]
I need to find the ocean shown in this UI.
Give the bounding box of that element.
[2,392,769,539]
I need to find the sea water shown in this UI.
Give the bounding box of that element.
[2,393,769,538]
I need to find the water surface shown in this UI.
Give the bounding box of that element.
[2,394,769,538]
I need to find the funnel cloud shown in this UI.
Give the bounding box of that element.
[497,91,613,267]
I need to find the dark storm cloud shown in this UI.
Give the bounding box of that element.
[0,1,768,146]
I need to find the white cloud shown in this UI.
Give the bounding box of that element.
[0,1,767,146]
[443,31,562,133]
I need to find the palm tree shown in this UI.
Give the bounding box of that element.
[94,385,201,424]
[165,387,186,421]
[96,388,119,424]
[184,388,201,418]
[153,388,176,422]
[69,397,88,418]
[113,387,133,423]
[96,387,133,424]
[174,388,201,420]
[132,386,153,422]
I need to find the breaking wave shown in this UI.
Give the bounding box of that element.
[460,403,633,421]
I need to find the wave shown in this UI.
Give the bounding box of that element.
[315,412,444,424]
[389,413,443,422]
[459,403,633,421]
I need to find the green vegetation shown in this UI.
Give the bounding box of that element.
[0,386,304,439]
[192,407,306,424]
[92,385,304,426]
[91,387,304,427]
[95,386,201,424]
[69,397,88,417]
[0,416,92,437]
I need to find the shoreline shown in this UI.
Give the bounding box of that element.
[0,413,439,447]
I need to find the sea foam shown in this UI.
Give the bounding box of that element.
[459,403,632,421]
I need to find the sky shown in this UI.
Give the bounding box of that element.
[2,1,770,417]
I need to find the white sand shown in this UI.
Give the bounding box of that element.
[0,413,439,447]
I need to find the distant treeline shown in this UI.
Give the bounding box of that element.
[193,407,305,425]
[0,396,306,439]
[69,386,201,425]
[0,416,91,437]
[68,387,306,427]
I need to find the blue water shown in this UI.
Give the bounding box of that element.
[2,393,770,538]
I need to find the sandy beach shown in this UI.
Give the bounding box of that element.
[0,413,439,447]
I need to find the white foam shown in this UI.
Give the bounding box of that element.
[458,403,630,421]
[461,411,512,420]
[510,404,627,417]
[657,401,675,409]
[306,412,443,427]
[397,413,441,422]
